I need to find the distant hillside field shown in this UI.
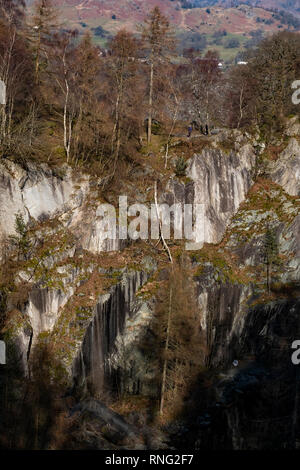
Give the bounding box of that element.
[29,0,300,61]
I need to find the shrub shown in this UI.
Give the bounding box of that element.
[9,213,30,260]
[225,37,240,49]
[175,157,188,176]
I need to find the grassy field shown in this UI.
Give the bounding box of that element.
[203,32,249,63]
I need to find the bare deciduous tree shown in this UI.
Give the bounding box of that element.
[141,7,175,144]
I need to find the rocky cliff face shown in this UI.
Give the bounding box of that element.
[0,161,86,244]
[98,131,300,449]
[163,133,256,245]
[188,140,256,244]
[168,133,300,449]
[0,132,256,375]
[72,270,148,394]
[0,159,122,260]
[269,138,300,197]
[1,128,300,449]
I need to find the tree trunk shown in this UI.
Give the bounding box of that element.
[237,86,244,129]
[0,29,16,144]
[147,58,154,144]
[160,286,172,416]
[111,91,120,155]
[206,89,209,132]
[154,180,173,264]
[63,76,71,162]
[165,88,179,168]
[111,72,124,177]
[35,29,41,84]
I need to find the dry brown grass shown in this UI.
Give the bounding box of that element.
[264,143,287,161]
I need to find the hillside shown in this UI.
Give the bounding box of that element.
[44,0,300,60]
[184,0,300,17]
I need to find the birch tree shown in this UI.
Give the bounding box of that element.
[0,19,33,149]
[51,30,77,162]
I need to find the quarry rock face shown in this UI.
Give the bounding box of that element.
[108,297,157,396]
[164,142,256,245]
[189,144,255,243]
[185,297,300,450]
[193,182,300,366]
[0,137,256,256]
[0,160,88,239]
[2,132,300,449]
[177,177,300,449]
[0,159,124,257]
[269,138,300,197]
[72,270,148,394]
[284,116,300,138]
